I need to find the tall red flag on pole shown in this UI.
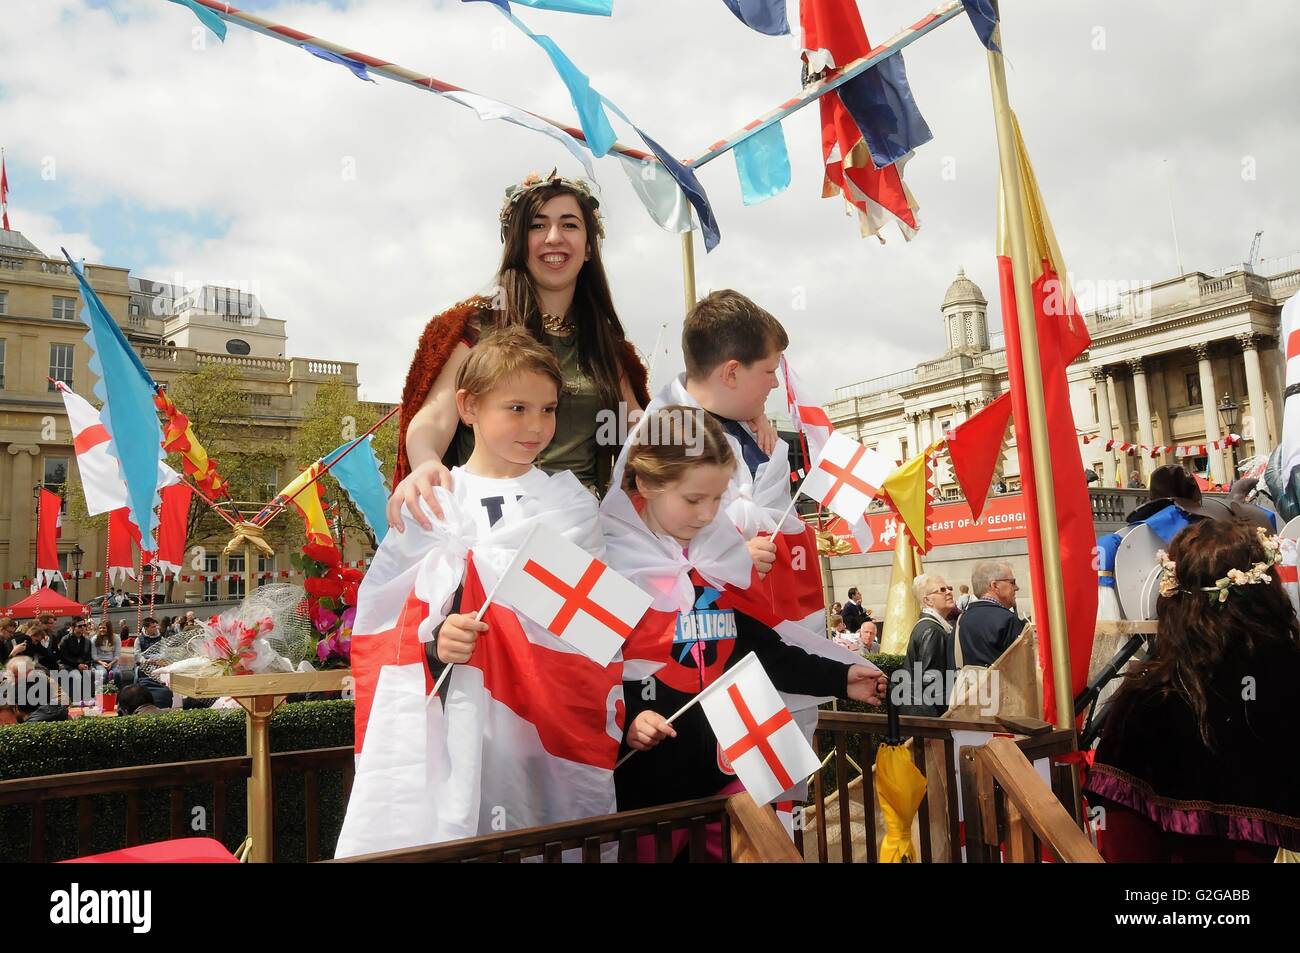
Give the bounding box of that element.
[996,113,1097,721]
[1,151,10,231]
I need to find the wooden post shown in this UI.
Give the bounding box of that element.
[726,792,802,863]
[680,230,697,316]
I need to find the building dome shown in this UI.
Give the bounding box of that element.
[942,267,987,309]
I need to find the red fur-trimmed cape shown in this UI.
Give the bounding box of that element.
[395,296,650,483]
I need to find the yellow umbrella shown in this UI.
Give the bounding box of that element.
[875,743,928,862]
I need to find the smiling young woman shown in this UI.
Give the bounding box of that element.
[390,170,651,530]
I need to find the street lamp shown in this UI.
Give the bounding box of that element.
[1217,394,1240,486]
[70,544,84,602]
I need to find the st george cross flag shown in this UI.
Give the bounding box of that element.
[799,430,892,523]
[56,382,179,516]
[697,652,820,805]
[494,525,650,668]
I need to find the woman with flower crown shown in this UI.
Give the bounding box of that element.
[1085,518,1300,862]
[386,170,776,531]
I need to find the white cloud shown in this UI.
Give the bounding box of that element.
[2,0,1297,408]
[8,209,104,265]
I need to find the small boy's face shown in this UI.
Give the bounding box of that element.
[458,371,559,468]
[721,348,782,421]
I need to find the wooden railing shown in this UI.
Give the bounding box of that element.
[798,711,1081,863]
[1,715,1092,863]
[967,738,1102,863]
[331,795,735,863]
[0,746,353,863]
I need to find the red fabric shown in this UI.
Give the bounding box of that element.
[1098,804,1277,863]
[820,96,916,229]
[60,837,239,864]
[946,393,1013,521]
[108,508,142,575]
[805,0,917,230]
[763,525,825,621]
[155,483,193,569]
[460,558,624,768]
[36,489,62,575]
[0,588,89,618]
[349,588,431,754]
[998,256,1097,722]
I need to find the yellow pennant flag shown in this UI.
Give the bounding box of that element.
[277,463,333,544]
[882,442,940,553]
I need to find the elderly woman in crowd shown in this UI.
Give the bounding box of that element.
[897,573,956,716]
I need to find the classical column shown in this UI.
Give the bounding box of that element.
[1127,359,1156,480]
[1192,343,1225,485]
[6,445,40,588]
[1091,367,1114,486]
[1238,333,1271,454]
[904,411,920,459]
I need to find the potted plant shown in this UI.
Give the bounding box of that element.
[99,681,118,714]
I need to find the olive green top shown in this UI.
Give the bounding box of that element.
[447,326,613,494]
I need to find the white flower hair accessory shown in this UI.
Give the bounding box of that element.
[1157,527,1282,605]
[499,168,604,240]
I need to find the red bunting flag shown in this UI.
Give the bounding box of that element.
[945,393,1013,521]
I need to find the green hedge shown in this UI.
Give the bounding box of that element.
[0,700,354,862]
[814,653,907,789]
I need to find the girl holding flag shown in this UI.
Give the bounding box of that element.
[601,407,885,840]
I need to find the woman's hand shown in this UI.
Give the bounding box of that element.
[846,665,888,705]
[387,459,455,532]
[626,710,677,751]
[746,535,777,579]
[747,414,779,456]
[436,613,488,665]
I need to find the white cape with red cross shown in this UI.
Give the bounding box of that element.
[335,469,624,859]
[603,376,871,702]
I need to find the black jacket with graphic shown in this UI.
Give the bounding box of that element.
[615,583,849,811]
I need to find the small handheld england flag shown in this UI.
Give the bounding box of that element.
[493,526,652,668]
[696,653,821,805]
[798,431,893,523]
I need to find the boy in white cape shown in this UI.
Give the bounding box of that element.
[337,329,621,857]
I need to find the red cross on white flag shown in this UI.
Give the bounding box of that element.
[493,526,653,668]
[798,430,893,523]
[696,653,821,805]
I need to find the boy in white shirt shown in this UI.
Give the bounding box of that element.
[337,328,620,857]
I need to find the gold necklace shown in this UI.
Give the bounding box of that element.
[541,311,575,335]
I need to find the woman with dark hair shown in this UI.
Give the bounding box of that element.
[388,171,648,529]
[387,170,776,527]
[1085,519,1300,861]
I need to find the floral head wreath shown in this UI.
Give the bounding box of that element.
[1156,526,1283,605]
[499,168,604,241]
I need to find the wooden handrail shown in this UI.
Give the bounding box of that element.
[974,738,1102,863]
[727,792,802,863]
[328,795,734,863]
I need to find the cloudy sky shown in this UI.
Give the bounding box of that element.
[3,0,1297,406]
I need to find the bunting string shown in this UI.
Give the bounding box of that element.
[1080,432,1243,459]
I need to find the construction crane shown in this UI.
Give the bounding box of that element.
[1246,230,1263,271]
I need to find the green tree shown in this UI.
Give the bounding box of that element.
[163,364,284,591]
[289,381,397,550]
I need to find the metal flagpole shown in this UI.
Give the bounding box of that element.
[985,13,1075,731]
